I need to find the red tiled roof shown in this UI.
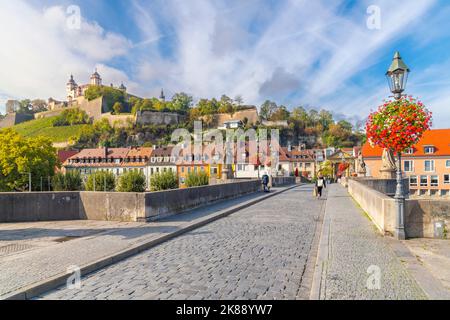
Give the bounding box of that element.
[57,150,79,164]
[126,147,152,159]
[151,147,174,157]
[362,129,450,158]
[279,147,291,162]
[69,148,129,160]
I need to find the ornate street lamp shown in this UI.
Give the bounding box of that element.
[386,52,410,100]
[386,51,410,240]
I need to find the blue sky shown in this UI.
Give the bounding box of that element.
[0,0,449,128]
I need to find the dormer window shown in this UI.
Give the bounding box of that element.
[424,146,435,154]
[404,148,414,155]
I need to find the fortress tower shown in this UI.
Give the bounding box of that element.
[90,69,102,86]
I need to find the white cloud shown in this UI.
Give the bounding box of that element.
[1,0,447,128]
[0,1,131,102]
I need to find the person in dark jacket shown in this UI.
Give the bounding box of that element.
[315,175,326,198]
[262,173,270,192]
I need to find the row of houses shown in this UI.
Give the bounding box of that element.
[59,144,343,189]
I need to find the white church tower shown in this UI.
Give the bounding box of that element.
[90,69,102,86]
[66,74,78,101]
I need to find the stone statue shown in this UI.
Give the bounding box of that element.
[357,151,366,177]
[380,148,396,179]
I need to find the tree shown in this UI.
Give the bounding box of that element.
[218,95,235,115]
[0,129,58,191]
[185,171,209,188]
[150,171,178,191]
[113,102,124,115]
[234,95,243,107]
[117,170,146,192]
[318,160,333,178]
[85,171,116,191]
[171,93,193,113]
[318,110,334,131]
[259,100,277,120]
[52,171,83,191]
[270,105,290,121]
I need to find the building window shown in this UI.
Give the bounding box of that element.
[404,148,414,154]
[446,160,450,168]
[444,175,450,185]
[424,160,435,172]
[404,160,414,172]
[409,176,418,187]
[181,167,185,173]
[420,175,428,187]
[424,146,435,154]
[430,175,439,187]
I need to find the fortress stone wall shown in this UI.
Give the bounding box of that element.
[202,107,259,128]
[136,110,187,126]
[0,113,34,129]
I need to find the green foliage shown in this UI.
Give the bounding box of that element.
[0,129,58,191]
[259,100,278,120]
[318,160,334,177]
[185,170,209,188]
[72,118,126,148]
[117,170,146,192]
[85,171,116,191]
[52,171,83,191]
[84,85,127,112]
[131,98,155,114]
[171,92,193,113]
[150,171,178,191]
[218,95,235,115]
[112,102,124,115]
[52,108,90,127]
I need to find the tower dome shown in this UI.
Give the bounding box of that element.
[90,69,102,86]
[66,74,78,100]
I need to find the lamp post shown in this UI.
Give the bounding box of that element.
[386,51,410,240]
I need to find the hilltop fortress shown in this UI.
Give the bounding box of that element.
[1,70,260,130]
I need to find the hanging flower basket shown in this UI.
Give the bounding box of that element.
[366,96,432,153]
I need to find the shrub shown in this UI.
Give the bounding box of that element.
[113,102,124,115]
[52,108,90,127]
[85,171,116,191]
[117,170,146,192]
[52,171,83,191]
[185,170,209,188]
[150,171,178,191]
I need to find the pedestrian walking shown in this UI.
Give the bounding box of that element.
[315,175,326,199]
[262,173,270,193]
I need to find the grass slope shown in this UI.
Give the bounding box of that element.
[13,116,90,143]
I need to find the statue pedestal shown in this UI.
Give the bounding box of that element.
[380,169,396,179]
[357,172,366,177]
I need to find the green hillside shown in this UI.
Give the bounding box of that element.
[13,116,90,143]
